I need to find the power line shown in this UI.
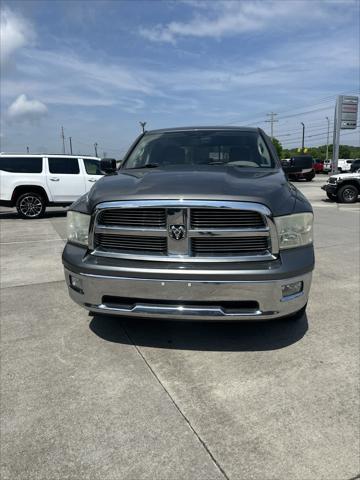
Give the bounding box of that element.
[277,105,333,121]
[276,124,327,137]
[277,125,335,139]
[222,90,358,127]
[281,129,359,147]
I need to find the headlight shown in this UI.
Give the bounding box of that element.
[275,213,313,250]
[67,211,90,246]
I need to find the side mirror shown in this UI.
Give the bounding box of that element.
[100,158,117,174]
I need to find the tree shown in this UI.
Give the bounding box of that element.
[280,144,360,161]
[271,137,283,158]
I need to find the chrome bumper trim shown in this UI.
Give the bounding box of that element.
[65,268,312,321]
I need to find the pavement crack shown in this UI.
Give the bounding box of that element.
[122,325,230,480]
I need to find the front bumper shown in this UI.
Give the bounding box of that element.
[63,244,314,321]
[321,184,337,194]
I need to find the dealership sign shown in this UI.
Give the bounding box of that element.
[338,95,358,129]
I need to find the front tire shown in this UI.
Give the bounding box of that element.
[305,171,315,182]
[16,192,46,219]
[337,184,359,203]
[326,192,336,201]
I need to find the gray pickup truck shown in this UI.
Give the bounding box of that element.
[62,127,314,321]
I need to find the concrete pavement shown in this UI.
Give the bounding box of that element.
[1,176,359,480]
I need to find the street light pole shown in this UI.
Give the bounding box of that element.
[301,122,305,152]
[69,137,73,155]
[325,116,330,161]
[94,142,98,157]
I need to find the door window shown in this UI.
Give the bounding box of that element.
[83,159,102,175]
[48,158,79,174]
[0,157,43,173]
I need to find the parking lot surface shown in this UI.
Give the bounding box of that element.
[1,176,359,480]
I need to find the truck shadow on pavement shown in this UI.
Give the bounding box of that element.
[89,313,308,352]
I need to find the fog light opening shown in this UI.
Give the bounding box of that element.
[281,281,303,299]
[70,275,84,294]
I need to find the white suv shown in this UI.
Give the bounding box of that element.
[338,159,354,173]
[0,154,102,218]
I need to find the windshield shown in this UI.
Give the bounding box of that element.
[122,130,275,169]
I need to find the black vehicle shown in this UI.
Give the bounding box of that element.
[287,155,315,182]
[63,127,315,322]
[322,172,360,203]
[350,159,360,173]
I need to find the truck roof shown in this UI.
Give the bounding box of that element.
[145,126,260,134]
[0,153,99,159]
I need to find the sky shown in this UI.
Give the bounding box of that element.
[0,0,359,157]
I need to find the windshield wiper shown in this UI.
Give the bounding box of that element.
[129,163,160,169]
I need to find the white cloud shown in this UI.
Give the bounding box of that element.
[0,6,35,68]
[8,94,47,122]
[140,0,352,42]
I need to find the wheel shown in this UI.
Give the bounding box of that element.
[16,192,46,219]
[326,192,336,201]
[305,171,315,182]
[337,184,359,203]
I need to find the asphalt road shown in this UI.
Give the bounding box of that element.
[1,176,359,480]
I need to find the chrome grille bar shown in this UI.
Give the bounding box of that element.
[98,208,166,227]
[192,236,269,255]
[89,200,279,262]
[191,208,264,228]
[94,234,167,254]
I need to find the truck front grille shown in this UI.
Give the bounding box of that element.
[91,201,278,262]
[95,233,167,254]
[99,208,166,227]
[191,209,264,228]
[191,237,269,256]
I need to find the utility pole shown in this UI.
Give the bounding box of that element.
[332,98,341,174]
[61,126,66,154]
[139,121,147,133]
[69,137,73,155]
[301,122,305,152]
[325,117,330,161]
[265,112,278,140]
[26,146,29,153]
[94,142,98,157]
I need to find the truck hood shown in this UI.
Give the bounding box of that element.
[85,166,299,216]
